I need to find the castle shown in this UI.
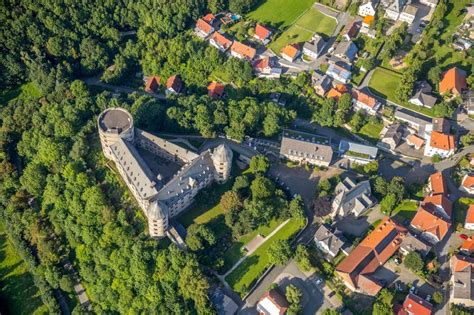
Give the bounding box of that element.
[98,107,232,239]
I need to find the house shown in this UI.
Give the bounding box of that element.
[303,34,325,59]
[342,21,360,41]
[208,82,225,99]
[461,235,474,254]
[450,254,474,308]
[145,76,161,93]
[428,172,447,196]
[202,13,216,25]
[336,217,406,295]
[334,41,358,63]
[422,194,452,219]
[409,90,437,108]
[254,24,272,43]
[331,177,375,218]
[279,129,333,167]
[256,289,289,315]
[394,109,432,137]
[384,0,406,21]
[439,67,467,97]
[363,15,375,28]
[195,19,214,38]
[253,57,282,78]
[401,293,433,315]
[400,4,419,25]
[281,44,301,62]
[314,224,347,258]
[326,63,352,83]
[419,0,438,8]
[406,134,424,150]
[339,140,378,164]
[432,117,450,133]
[165,75,182,95]
[424,131,456,158]
[359,0,378,17]
[351,89,380,114]
[327,84,349,101]
[312,72,332,96]
[380,124,403,150]
[465,205,474,230]
[230,41,256,60]
[399,233,432,257]
[460,174,474,194]
[410,205,450,244]
[209,32,233,52]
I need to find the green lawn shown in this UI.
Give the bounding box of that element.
[247,0,315,29]
[0,227,48,315]
[358,120,383,142]
[454,197,474,230]
[225,218,304,296]
[392,200,418,220]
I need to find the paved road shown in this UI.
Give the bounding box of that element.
[64,259,92,311]
[83,76,166,100]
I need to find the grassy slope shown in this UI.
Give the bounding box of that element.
[0,227,48,315]
[247,0,315,29]
[392,200,418,220]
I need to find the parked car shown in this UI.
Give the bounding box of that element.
[328,291,336,298]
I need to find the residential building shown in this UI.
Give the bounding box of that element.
[195,18,214,38]
[394,109,432,137]
[208,82,225,99]
[253,57,282,78]
[256,289,289,315]
[359,0,378,17]
[334,41,358,63]
[281,44,300,62]
[432,117,450,133]
[165,75,182,95]
[351,89,380,114]
[450,254,474,308]
[202,13,216,25]
[254,24,272,43]
[326,63,352,83]
[145,76,160,93]
[230,41,256,60]
[401,293,433,315]
[465,205,474,230]
[331,177,374,218]
[98,108,232,239]
[399,233,432,257]
[279,129,333,167]
[439,67,467,96]
[336,217,406,295]
[422,194,452,219]
[342,21,360,41]
[419,0,438,8]
[339,140,378,164]
[209,32,233,52]
[379,124,403,150]
[410,205,450,244]
[409,90,437,108]
[384,0,406,21]
[360,25,377,38]
[428,172,447,196]
[460,174,474,194]
[312,72,332,96]
[406,134,424,150]
[303,34,325,59]
[461,235,474,254]
[327,84,349,101]
[314,224,347,258]
[424,131,456,158]
[400,4,418,25]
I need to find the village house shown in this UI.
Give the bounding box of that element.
[432,117,450,133]
[336,217,406,295]
[379,123,403,151]
[422,194,452,219]
[281,44,301,62]
[342,21,361,41]
[383,0,406,21]
[202,13,216,25]
[331,177,375,219]
[360,15,377,38]
[279,129,333,167]
[327,84,349,101]
[314,224,348,259]
[359,0,378,17]
[351,89,380,114]
[334,41,358,63]
[303,34,326,59]
[312,72,332,96]
[165,75,182,95]
[406,134,425,150]
[207,82,225,99]
[399,233,432,257]
[339,140,378,164]
[394,109,432,137]
[439,67,467,97]
[400,293,433,315]
[230,41,256,60]
[254,24,272,43]
[326,63,352,83]
[253,57,282,78]
[145,76,161,93]
[461,235,474,255]
[209,32,233,52]
[399,4,419,25]
[460,174,474,194]
[465,205,474,230]
[419,0,438,8]
[450,254,474,308]
[410,205,450,244]
[195,18,214,38]
[256,289,289,315]
[424,131,456,158]
[428,171,447,195]
[409,87,437,108]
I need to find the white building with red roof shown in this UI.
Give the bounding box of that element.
[254,24,272,43]
[253,57,282,78]
[195,19,214,38]
[256,289,289,315]
[209,32,233,52]
[165,75,182,95]
[230,41,256,60]
[398,293,433,315]
[465,205,474,230]
[460,174,474,194]
[424,131,456,158]
[351,89,380,115]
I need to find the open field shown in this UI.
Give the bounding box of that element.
[268,7,337,54]
[247,0,315,29]
[225,218,304,296]
[0,227,48,315]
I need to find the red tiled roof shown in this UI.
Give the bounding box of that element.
[429,172,446,195]
[407,134,425,148]
[202,13,215,24]
[429,131,456,151]
[466,205,474,224]
[210,32,232,49]
[281,44,300,59]
[255,24,271,40]
[451,254,474,273]
[145,76,160,92]
[207,82,225,98]
[461,236,474,253]
[196,19,213,34]
[327,84,349,100]
[253,57,270,71]
[439,67,467,96]
[462,174,474,190]
[352,89,377,108]
[230,41,256,59]
[363,15,375,26]
[258,289,289,314]
[403,293,433,315]
[410,206,450,242]
[166,75,182,92]
[422,194,452,218]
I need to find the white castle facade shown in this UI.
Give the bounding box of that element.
[98,107,232,238]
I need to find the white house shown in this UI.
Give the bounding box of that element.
[359,0,378,17]
[302,34,325,59]
[384,0,406,21]
[424,131,456,158]
[399,4,418,25]
[351,89,380,115]
[460,174,474,194]
[419,0,438,8]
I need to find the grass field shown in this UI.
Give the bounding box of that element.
[392,200,418,220]
[225,218,304,296]
[268,8,337,54]
[358,120,383,142]
[247,0,315,29]
[0,227,48,315]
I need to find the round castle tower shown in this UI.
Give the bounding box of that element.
[211,144,233,183]
[97,107,135,159]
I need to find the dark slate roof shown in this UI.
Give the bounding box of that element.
[315,224,346,255]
